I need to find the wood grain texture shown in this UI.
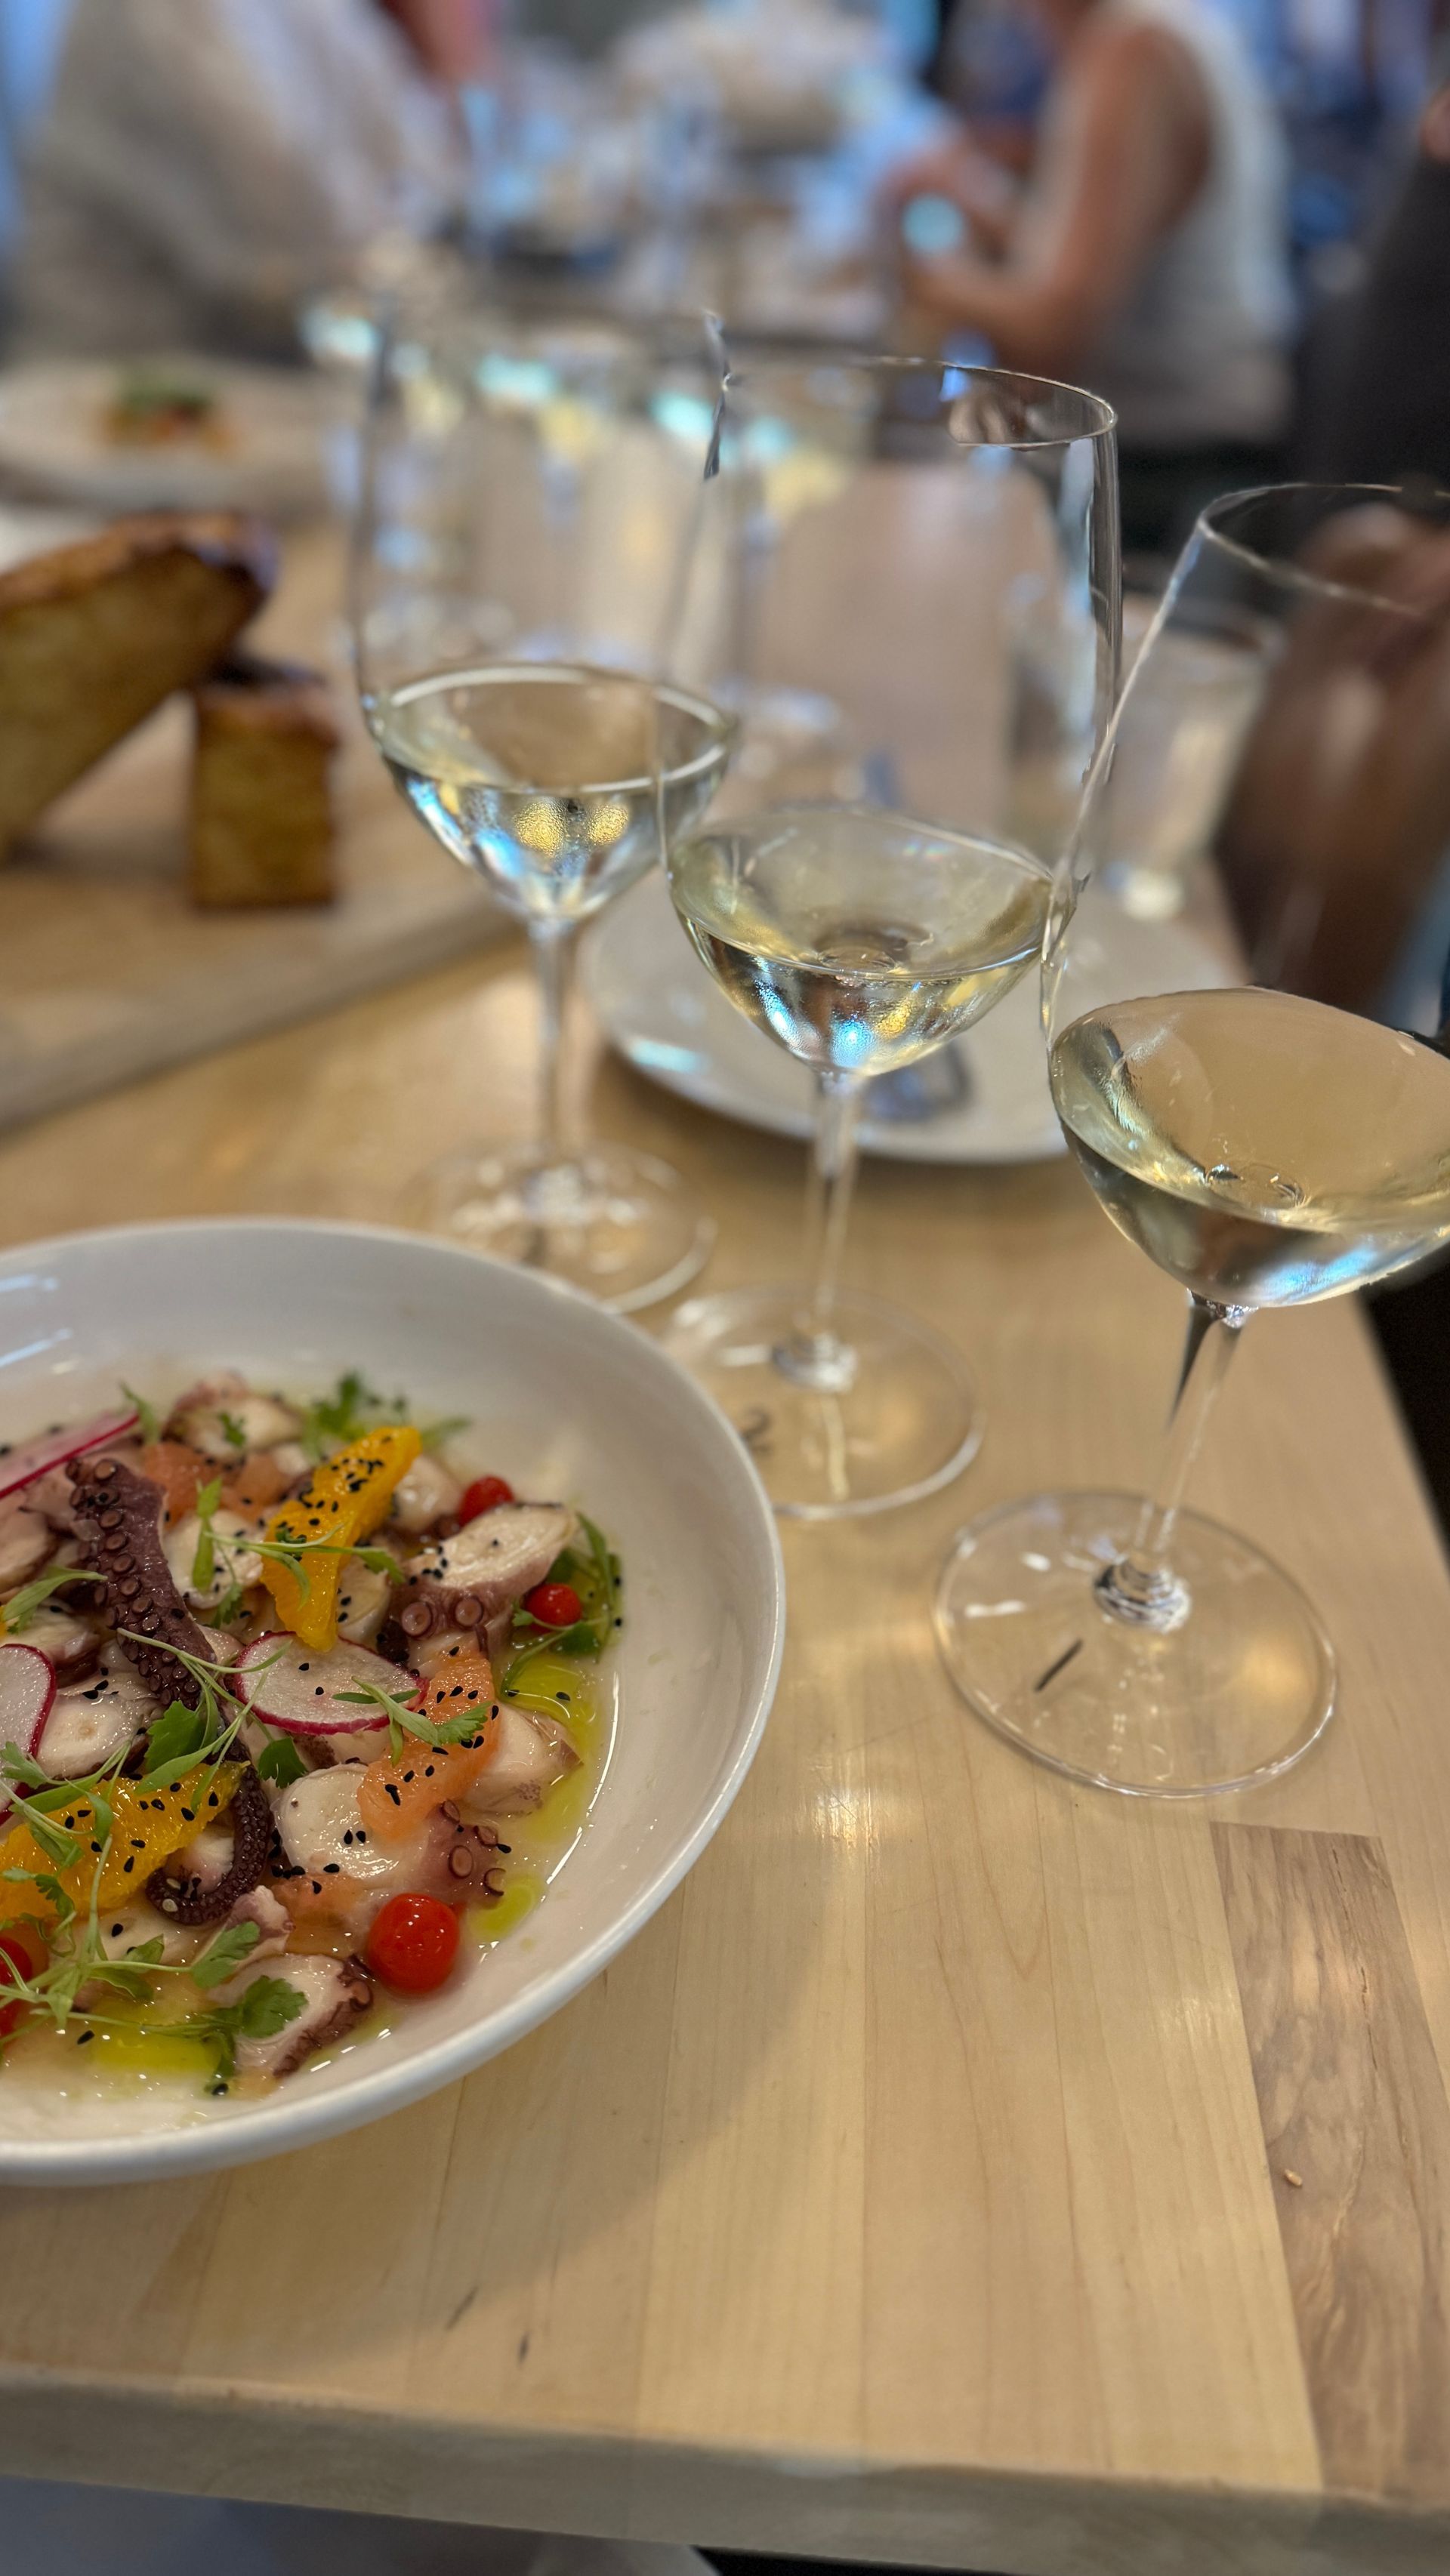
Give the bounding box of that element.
[0,602,1444,2562]
[1215,1825,1450,2506]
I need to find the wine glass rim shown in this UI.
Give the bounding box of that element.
[1191,479,1450,612]
[717,354,1117,449]
[376,659,736,798]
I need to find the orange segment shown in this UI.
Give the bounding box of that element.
[356,1651,498,1845]
[261,1425,421,1653]
[0,1761,245,1926]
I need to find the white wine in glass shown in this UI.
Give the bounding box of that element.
[937,480,1450,1797]
[667,803,1051,1516]
[662,356,1120,1518]
[372,664,733,927]
[1050,989,1450,1309]
[353,310,731,1311]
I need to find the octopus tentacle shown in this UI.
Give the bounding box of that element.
[67,1454,218,1708]
[147,1761,273,1924]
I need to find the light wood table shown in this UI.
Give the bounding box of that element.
[0,927,1446,2576]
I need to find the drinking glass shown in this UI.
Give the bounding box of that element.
[351,307,733,1309]
[936,482,1450,1793]
[662,359,1119,1517]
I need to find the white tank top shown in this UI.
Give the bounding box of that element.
[1025,0,1294,450]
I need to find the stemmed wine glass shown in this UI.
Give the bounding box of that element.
[662,358,1119,1518]
[936,482,1450,1794]
[352,307,733,1310]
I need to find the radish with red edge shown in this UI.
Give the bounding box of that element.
[0,1644,56,1816]
[0,1406,138,1504]
[236,1632,416,1736]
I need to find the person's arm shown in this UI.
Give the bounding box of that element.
[897,18,1209,376]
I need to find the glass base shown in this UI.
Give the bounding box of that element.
[662,1285,981,1519]
[396,1140,714,1314]
[934,1490,1335,1797]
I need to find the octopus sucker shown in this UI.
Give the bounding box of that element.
[66,1454,219,1707]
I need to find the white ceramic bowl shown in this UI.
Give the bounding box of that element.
[0,1221,784,2184]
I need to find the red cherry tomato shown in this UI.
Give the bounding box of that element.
[0,1922,45,2040]
[523,1580,583,1628]
[366,1892,461,1995]
[459,1474,514,1522]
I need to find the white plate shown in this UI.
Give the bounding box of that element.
[583,872,1234,1165]
[0,362,331,518]
[0,1220,784,2184]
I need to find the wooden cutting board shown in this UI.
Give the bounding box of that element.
[0,525,507,1133]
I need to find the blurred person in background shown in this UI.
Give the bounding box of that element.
[881,0,1294,555]
[1303,54,1450,491]
[8,0,492,362]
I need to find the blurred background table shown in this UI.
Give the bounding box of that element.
[0,919,1447,2576]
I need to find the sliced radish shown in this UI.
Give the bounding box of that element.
[0,1642,57,1816]
[236,1632,412,1736]
[0,1406,139,1504]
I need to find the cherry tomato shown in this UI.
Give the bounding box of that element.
[366,1892,461,1995]
[459,1474,514,1522]
[523,1580,583,1628]
[0,1922,45,2040]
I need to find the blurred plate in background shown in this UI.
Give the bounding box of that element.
[583,870,1234,1166]
[0,360,330,518]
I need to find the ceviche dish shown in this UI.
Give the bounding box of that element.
[0,1372,620,2100]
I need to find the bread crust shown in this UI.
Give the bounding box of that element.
[0,510,277,853]
[0,510,276,616]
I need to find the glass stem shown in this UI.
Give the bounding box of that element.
[776,1068,866,1394]
[530,919,580,1170]
[1097,1294,1248,1630]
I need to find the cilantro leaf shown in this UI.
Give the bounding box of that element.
[141,1701,209,1779]
[186,1974,306,2088]
[235,1976,304,2038]
[255,1734,307,1789]
[218,1412,248,1456]
[188,1920,261,1991]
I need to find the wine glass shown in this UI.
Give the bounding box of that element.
[351,307,733,1310]
[936,482,1450,1794]
[662,358,1119,1518]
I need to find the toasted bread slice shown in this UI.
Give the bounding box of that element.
[0,510,276,855]
[189,651,338,908]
